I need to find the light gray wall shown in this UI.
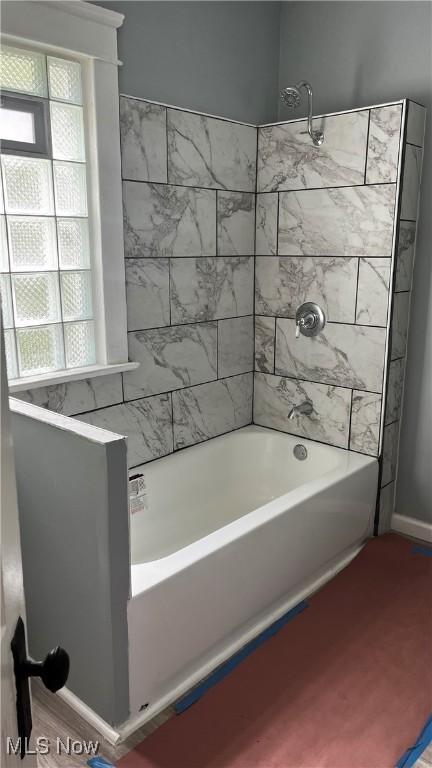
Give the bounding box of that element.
[97,1,281,124]
[12,407,130,725]
[278,1,432,523]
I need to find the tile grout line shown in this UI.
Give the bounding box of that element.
[347,389,354,451]
[252,128,258,422]
[122,175,396,197]
[363,109,371,184]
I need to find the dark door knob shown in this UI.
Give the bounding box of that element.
[22,646,70,693]
[11,617,70,758]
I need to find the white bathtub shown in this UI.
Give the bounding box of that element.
[127,425,378,724]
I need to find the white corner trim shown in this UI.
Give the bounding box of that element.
[8,362,139,393]
[391,513,432,543]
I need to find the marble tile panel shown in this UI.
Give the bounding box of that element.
[173,373,253,449]
[278,184,396,256]
[167,109,257,191]
[170,256,253,324]
[255,256,357,322]
[255,316,275,374]
[395,221,416,292]
[349,390,381,456]
[255,193,278,255]
[123,181,216,258]
[355,258,391,327]
[218,316,254,377]
[76,394,173,467]
[123,322,217,399]
[257,111,368,192]
[401,145,423,220]
[120,97,167,183]
[276,319,386,392]
[217,191,255,255]
[14,374,123,416]
[406,101,426,147]
[253,372,351,448]
[385,357,405,425]
[125,258,170,331]
[390,291,410,360]
[365,105,402,184]
[381,420,400,486]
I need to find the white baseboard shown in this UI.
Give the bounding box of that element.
[56,686,122,745]
[391,513,432,543]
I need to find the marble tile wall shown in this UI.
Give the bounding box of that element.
[16,96,425,533]
[254,99,425,534]
[253,103,404,465]
[16,97,256,468]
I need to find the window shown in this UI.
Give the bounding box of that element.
[1,1,134,391]
[0,45,97,379]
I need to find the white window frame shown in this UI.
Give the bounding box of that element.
[2,0,138,392]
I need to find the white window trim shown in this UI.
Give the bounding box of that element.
[8,361,139,393]
[1,1,134,388]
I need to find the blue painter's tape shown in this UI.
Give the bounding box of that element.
[412,545,432,557]
[174,600,308,715]
[395,714,432,768]
[87,758,116,768]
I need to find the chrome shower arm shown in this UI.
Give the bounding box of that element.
[296,81,314,141]
[280,80,324,146]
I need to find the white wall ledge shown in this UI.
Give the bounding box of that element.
[8,362,139,393]
[9,396,126,443]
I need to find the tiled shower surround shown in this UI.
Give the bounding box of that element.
[16,97,425,532]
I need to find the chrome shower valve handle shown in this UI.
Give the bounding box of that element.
[295,302,326,338]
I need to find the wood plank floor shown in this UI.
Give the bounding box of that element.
[32,680,173,767]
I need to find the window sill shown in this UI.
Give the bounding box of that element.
[8,361,139,393]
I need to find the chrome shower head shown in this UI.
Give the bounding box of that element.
[279,81,324,147]
[280,85,302,109]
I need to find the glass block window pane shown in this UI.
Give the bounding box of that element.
[2,156,54,215]
[1,47,96,380]
[0,45,47,97]
[61,271,92,321]
[0,274,13,328]
[47,56,82,105]
[53,161,87,216]
[57,218,90,269]
[50,103,85,162]
[4,329,18,379]
[17,324,64,376]
[12,273,61,327]
[0,216,9,271]
[8,217,57,271]
[65,321,95,368]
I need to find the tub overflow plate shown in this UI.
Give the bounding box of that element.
[294,444,308,460]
